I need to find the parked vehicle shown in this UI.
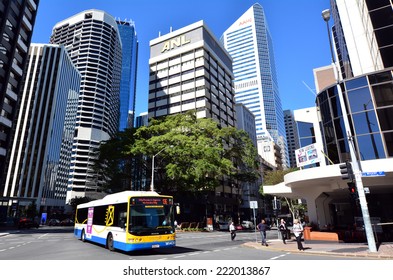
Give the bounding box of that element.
[18,217,39,229]
[60,218,74,226]
[241,220,255,230]
[47,219,61,226]
[217,221,229,231]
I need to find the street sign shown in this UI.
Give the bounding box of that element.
[249,201,258,209]
[362,171,385,177]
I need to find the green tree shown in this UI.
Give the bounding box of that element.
[95,111,260,195]
[130,112,259,193]
[69,196,92,214]
[93,127,138,192]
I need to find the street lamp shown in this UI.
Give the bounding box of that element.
[150,145,173,192]
[322,9,377,252]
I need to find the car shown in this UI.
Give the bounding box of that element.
[241,220,255,230]
[18,217,39,229]
[47,219,61,226]
[217,221,229,231]
[60,218,74,226]
[235,224,243,230]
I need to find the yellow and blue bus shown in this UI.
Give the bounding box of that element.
[74,191,176,252]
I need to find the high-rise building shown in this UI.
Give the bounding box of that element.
[3,44,80,215]
[330,0,393,79]
[117,19,138,130]
[284,110,300,168]
[235,103,257,148]
[0,0,39,192]
[50,10,122,201]
[220,3,288,168]
[148,20,236,128]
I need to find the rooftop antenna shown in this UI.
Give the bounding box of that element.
[170,26,173,32]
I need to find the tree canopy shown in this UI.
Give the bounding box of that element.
[96,111,260,194]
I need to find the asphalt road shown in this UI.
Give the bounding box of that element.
[0,227,361,260]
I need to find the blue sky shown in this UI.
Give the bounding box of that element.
[32,0,332,117]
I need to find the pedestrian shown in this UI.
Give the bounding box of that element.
[292,218,304,251]
[279,218,288,244]
[257,219,269,246]
[229,221,236,241]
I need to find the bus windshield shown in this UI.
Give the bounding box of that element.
[129,204,174,236]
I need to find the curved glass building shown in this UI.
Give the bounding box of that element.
[317,68,393,163]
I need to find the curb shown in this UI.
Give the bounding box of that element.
[242,242,393,259]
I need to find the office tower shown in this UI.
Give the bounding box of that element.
[221,3,288,168]
[284,110,300,168]
[135,112,148,128]
[235,103,257,148]
[50,10,122,201]
[148,20,236,128]
[0,0,39,193]
[117,19,138,130]
[3,44,80,215]
[330,0,393,79]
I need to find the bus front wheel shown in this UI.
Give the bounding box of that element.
[106,233,114,251]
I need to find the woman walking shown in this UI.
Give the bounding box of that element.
[292,219,304,251]
[279,219,288,244]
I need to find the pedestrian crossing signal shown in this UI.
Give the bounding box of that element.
[347,182,358,199]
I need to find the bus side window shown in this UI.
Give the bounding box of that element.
[119,212,127,229]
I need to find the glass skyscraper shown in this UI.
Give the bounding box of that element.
[3,44,80,214]
[221,3,288,168]
[117,20,138,130]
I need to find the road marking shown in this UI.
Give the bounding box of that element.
[270,253,290,260]
[173,254,186,259]
[38,233,49,239]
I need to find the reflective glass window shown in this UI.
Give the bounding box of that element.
[352,110,380,135]
[372,83,393,107]
[319,100,332,124]
[377,107,393,131]
[326,142,339,164]
[323,121,335,143]
[337,139,351,162]
[334,117,346,140]
[356,133,385,160]
[347,87,373,113]
[330,95,342,118]
[383,132,393,157]
[300,137,315,147]
[297,121,314,138]
[368,71,392,85]
[345,77,368,90]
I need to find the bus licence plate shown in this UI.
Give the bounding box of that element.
[152,244,160,248]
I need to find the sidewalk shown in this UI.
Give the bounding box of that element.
[243,238,393,259]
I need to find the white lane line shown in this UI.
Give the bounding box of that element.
[270,253,290,260]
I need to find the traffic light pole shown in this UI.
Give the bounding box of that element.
[322,8,376,252]
[336,83,377,253]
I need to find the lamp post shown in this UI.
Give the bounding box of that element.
[150,145,173,192]
[322,9,377,252]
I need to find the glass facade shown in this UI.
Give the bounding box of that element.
[117,20,138,130]
[317,68,393,163]
[221,3,288,167]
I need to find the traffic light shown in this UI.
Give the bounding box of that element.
[339,161,354,181]
[347,182,358,199]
